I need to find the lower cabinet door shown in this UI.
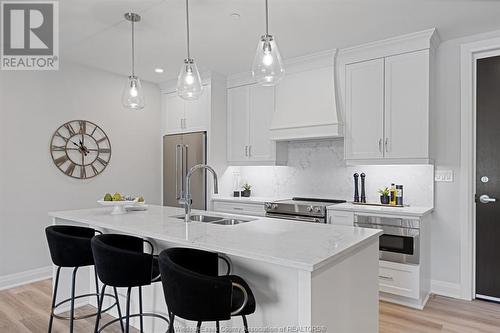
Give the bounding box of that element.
[212,201,266,217]
[379,260,420,299]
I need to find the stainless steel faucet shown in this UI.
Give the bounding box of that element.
[181,164,219,222]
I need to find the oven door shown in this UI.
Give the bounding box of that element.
[354,215,420,264]
[266,213,325,223]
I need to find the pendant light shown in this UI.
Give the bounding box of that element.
[177,0,203,100]
[252,0,285,86]
[122,12,145,110]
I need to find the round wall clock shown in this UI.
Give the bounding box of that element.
[50,120,111,179]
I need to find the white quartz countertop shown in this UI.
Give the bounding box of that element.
[49,205,381,272]
[328,202,433,217]
[211,196,287,204]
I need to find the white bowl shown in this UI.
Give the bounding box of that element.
[98,200,137,215]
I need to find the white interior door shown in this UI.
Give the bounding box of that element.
[248,85,275,162]
[227,85,249,162]
[164,92,185,134]
[345,58,385,160]
[384,50,429,159]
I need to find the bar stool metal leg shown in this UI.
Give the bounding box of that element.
[94,284,106,333]
[125,287,132,333]
[216,321,220,333]
[94,268,100,318]
[196,321,202,333]
[242,315,249,333]
[69,267,78,333]
[48,266,61,333]
[168,312,175,333]
[139,286,144,333]
[113,287,125,333]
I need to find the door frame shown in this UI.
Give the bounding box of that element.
[460,37,500,300]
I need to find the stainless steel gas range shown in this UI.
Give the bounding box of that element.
[265,197,346,223]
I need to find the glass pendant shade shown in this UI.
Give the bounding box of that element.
[177,58,203,100]
[252,34,285,86]
[122,75,145,110]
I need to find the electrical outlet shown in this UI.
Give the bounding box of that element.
[435,169,454,182]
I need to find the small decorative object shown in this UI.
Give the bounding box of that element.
[50,120,111,179]
[241,183,252,197]
[378,187,390,205]
[233,191,240,197]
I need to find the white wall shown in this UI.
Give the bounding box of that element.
[0,63,161,281]
[219,140,434,207]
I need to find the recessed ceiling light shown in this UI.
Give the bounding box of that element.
[230,13,240,19]
[154,68,164,73]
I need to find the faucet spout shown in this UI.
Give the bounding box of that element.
[182,164,219,222]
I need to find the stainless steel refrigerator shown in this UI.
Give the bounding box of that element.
[163,132,207,209]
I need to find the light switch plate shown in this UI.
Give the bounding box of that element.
[435,169,454,182]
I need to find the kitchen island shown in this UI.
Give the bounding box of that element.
[49,205,382,333]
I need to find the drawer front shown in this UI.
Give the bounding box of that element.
[327,210,354,226]
[213,201,266,217]
[378,261,420,299]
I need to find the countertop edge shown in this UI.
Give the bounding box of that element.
[327,203,434,217]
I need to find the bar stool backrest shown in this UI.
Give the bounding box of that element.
[45,225,96,267]
[159,248,233,322]
[91,234,153,287]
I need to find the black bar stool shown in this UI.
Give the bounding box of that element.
[91,233,169,333]
[158,247,256,333]
[45,225,121,333]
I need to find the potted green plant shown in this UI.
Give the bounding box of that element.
[241,183,252,197]
[378,187,390,205]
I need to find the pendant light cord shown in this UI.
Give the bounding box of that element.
[131,18,135,77]
[185,0,191,59]
[265,0,269,36]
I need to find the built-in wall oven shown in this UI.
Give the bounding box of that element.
[354,214,420,265]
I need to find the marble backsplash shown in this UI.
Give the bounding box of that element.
[219,139,434,207]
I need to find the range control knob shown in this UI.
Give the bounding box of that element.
[265,203,272,210]
[313,207,322,213]
[271,204,278,209]
[306,206,314,212]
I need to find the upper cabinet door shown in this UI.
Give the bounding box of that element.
[227,85,249,162]
[345,58,385,160]
[163,92,185,134]
[184,85,210,132]
[248,85,275,162]
[384,50,429,159]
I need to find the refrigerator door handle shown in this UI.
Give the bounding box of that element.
[175,144,182,200]
[184,144,189,184]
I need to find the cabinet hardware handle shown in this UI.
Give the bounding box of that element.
[378,139,382,153]
[245,146,248,157]
[385,138,389,152]
[378,275,394,281]
[233,207,244,210]
[248,145,252,157]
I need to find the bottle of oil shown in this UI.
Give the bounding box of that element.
[389,183,397,205]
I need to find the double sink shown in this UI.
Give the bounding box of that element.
[173,214,255,225]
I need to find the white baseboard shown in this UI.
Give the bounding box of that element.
[431,279,462,299]
[0,266,52,291]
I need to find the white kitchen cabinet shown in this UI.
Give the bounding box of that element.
[345,58,385,160]
[340,29,437,164]
[384,50,429,159]
[227,84,286,165]
[212,200,266,217]
[162,87,209,135]
[327,209,354,226]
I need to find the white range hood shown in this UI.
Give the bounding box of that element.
[270,50,342,141]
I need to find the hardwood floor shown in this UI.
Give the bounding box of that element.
[2,280,500,332]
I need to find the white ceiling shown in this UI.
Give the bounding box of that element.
[61,0,500,83]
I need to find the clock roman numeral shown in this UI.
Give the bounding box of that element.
[65,163,76,176]
[54,131,68,140]
[80,166,86,179]
[78,121,86,135]
[91,164,99,176]
[64,123,76,136]
[96,157,108,167]
[96,137,107,144]
[98,148,111,154]
[54,155,68,166]
[51,145,66,151]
